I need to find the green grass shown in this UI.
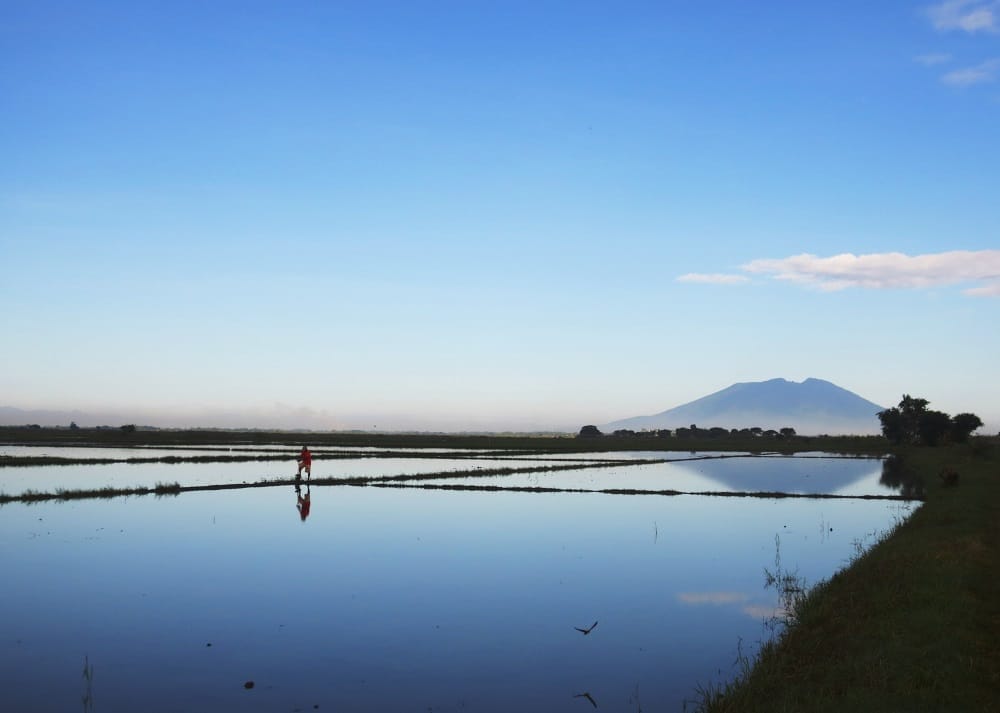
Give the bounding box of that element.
[697,439,1000,712]
[4,481,184,503]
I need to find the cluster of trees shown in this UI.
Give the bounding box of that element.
[877,395,982,446]
[674,425,797,439]
[578,424,797,439]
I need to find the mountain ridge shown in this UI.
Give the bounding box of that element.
[603,378,885,435]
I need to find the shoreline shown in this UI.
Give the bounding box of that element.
[697,441,999,711]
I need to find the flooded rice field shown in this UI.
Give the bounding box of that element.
[0,446,917,712]
[0,458,566,497]
[416,455,894,497]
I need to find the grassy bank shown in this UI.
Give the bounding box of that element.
[700,439,999,712]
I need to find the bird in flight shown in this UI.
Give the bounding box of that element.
[574,621,598,635]
[573,691,598,708]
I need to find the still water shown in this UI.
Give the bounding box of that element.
[0,458,563,497]
[418,455,893,497]
[0,465,913,713]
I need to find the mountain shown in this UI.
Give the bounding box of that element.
[603,378,885,435]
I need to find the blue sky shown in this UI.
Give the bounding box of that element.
[2,1,998,432]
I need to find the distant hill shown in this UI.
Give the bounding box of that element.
[603,378,885,435]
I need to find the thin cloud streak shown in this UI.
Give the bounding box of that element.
[740,250,1000,295]
[676,273,751,285]
[914,52,953,65]
[927,0,999,33]
[743,604,782,619]
[965,282,1000,296]
[942,57,1000,85]
[677,592,749,605]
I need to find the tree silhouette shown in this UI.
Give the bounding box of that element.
[951,413,984,443]
[917,410,951,446]
[879,394,929,445]
[879,395,983,446]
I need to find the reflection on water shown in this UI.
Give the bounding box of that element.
[0,484,914,712]
[879,455,926,499]
[505,450,752,461]
[0,457,559,497]
[1,453,914,505]
[81,655,95,713]
[411,455,901,498]
[295,482,311,522]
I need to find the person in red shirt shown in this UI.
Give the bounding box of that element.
[297,446,312,479]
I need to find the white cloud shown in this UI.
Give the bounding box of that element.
[928,0,1000,33]
[742,604,782,619]
[677,592,749,605]
[964,282,1000,296]
[942,57,1000,84]
[914,52,953,65]
[739,250,1000,296]
[676,273,750,285]
[677,592,783,621]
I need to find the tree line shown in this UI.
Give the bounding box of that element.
[578,424,798,439]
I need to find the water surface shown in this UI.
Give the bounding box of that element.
[404,455,896,497]
[0,457,560,497]
[0,480,913,712]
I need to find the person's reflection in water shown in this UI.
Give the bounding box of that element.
[295,482,311,522]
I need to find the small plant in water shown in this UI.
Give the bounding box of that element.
[689,539,812,712]
[153,481,182,496]
[629,681,643,712]
[82,655,95,713]
[763,534,808,633]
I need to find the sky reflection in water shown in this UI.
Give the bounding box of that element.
[0,457,557,496]
[406,455,895,497]
[0,477,914,712]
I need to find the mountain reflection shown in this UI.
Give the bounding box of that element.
[668,456,886,495]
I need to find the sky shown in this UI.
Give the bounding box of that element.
[2,1,998,433]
